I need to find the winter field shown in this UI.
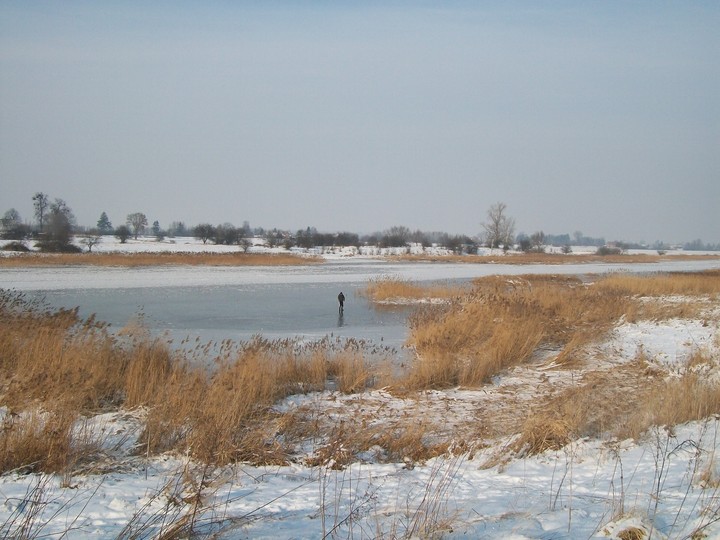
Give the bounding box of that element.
[1,237,720,539]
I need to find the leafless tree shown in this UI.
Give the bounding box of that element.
[193,223,215,244]
[482,202,515,248]
[239,237,252,253]
[126,212,148,240]
[530,231,545,253]
[80,233,102,252]
[37,198,76,251]
[32,192,49,232]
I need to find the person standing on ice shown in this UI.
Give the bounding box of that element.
[338,292,345,314]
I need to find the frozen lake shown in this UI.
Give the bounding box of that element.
[23,282,413,350]
[2,257,719,350]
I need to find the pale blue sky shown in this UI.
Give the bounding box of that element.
[1,1,718,243]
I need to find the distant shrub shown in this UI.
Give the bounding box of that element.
[596,245,623,256]
[2,241,29,252]
[115,225,131,244]
[36,241,82,253]
[0,223,30,241]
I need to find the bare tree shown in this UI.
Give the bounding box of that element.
[38,198,76,251]
[381,225,411,248]
[80,232,102,252]
[239,237,252,253]
[1,208,29,240]
[126,212,148,240]
[482,202,515,248]
[193,223,215,244]
[530,231,545,253]
[32,192,49,233]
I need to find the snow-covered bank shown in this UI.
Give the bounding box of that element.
[1,417,718,538]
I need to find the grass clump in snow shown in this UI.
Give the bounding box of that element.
[359,275,465,304]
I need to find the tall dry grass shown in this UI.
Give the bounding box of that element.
[0,409,76,473]
[620,350,720,440]
[139,337,388,464]
[512,349,720,457]
[360,276,465,304]
[304,419,450,469]
[402,275,629,389]
[597,270,720,297]
[400,270,720,391]
[0,291,386,470]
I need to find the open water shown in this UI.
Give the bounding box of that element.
[29,281,413,349]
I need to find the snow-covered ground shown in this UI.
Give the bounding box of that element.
[1,234,718,258]
[1,237,720,538]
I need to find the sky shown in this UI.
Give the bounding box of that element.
[1,1,718,244]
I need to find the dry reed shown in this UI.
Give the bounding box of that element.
[304,420,448,469]
[402,275,628,389]
[360,276,464,304]
[511,347,720,456]
[0,409,75,473]
[0,291,385,470]
[400,271,720,391]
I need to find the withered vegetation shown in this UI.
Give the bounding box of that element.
[1,269,718,475]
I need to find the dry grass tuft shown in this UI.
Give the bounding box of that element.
[304,421,448,469]
[512,415,573,457]
[511,348,720,454]
[0,409,76,473]
[360,276,464,304]
[625,370,720,438]
[617,526,647,540]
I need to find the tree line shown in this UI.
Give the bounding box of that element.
[2,194,718,253]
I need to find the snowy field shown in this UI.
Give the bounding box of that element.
[1,238,720,538]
